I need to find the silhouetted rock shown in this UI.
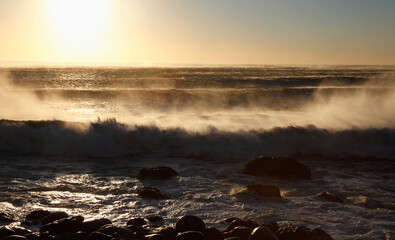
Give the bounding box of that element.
[175,216,206,233]
[261,221,279,235]
[134,226,152,239]
[26,210,51,220]
[249,226,277,240]
[148,215,164,222]
[276,226,333,240]
[41,212,69,225]
[224,237,241,240]
[0,212,15,223]
[236,184,281,198]
[81,219,108,233]
[11,227,31,236]
[136,166,178,180]
[40,216,84,235]
[24,233,39,240]
[146,233,166,240]
[243,156,311,179]
[86,231,113,240]
[317,192,343,203]
[127,217,147,227]
[154,227,177,240]
[0,236,28,240]
[230,226,253,240]
[136,187,170,199]
[0,227,16,239]
[225,219,258,232]
[177,231,207,240]
[53,233,84,240]
[98,224,135,239]
[204,227,224,240]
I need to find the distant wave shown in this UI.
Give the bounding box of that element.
[0,119,393,160]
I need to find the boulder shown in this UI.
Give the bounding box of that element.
[237,184,281,198]
[86,231,113,240]
[136,187,170,199]
[0,227,16,239]
[26,210,51,220]
[243,156,311,179]
[53,233,85,240]
[40,216,84,235]
[136,166,178,180]
[0,212,15,223]
[176,231,207,240]
[261,221,279,234]
[23,233,39,240]
[276,226,333,240]
[127,217,147,227]
[175,216,206,233]
[154,227,177,240]
[249,226,277,240]
[81,219,108,233]
[0,236,28,240]
[98,224,135,239]
[11,227,32,236]
[146,233,166,240]
[147,215,164,222]
[230,227,253,240]
[41,212,69,225]
[225,219,258,232]
[204,227,224,240]
[317,192,343,203]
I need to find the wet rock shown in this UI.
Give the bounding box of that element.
[225,218,240,223]
[230,226,253,240]
[23,234,39,240]
[154,227,177,240]
[0,212,15,223]
[243,156,311,179]
[0,236,28,240]
[225,219,258,232]
[53,233,85,240]
[25,210,51,220]
[134,226,152,239]
[239,184,281,198]
[82,219,108,233]
[136,166,178,180]
[175,216,206,233]
[98,224,135,239]
[41,212,69,225]
[11,227,32,236]
[276,226,333,240]
[0,227,16,239]
[249,226,277,240]
[147,215,164,222]
[204,227,223,240]
[261,221,279,234]
[20,221,34,227]
[136,187,170,199]
[86,231,113,240]
[224,237,241,240]
[127,217,147,227]
[146,233,166,240]
[40,216,84,235]
[176,231,207,240]
[317,192,343,203]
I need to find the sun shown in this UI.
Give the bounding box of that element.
[46,0,111,59]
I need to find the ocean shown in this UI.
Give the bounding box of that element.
[0,66,394,239]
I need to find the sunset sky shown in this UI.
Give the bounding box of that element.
[0,0,394,66]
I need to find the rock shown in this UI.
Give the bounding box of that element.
[26,210,51,220]
[0,227,16,239]
[225,218,240,223]
[136,166,178,180]
[224,237,241,240]
[11,227,32,236]
[20,221,34,227]
[0,212,15,223]
[40,216,84,235]
[136,187,170,199]
[175,216,206,233]
[98,224,135,239]
[41,212,69,225]
[134,226,152,239]
[240,184,281,198]
[146,233,166,240]
[0,236,28,240]
[225,219,258,232]
[249,227,277,240]
[81,219,108,233]
[317,192,343,203]
[86,231,113,240]
[176,231,207,240]
[53,233,85,240]
[204,227,223,240]
[261,222,279,234]
[276,226,333,240]
[147,215,164,222]
[154,227,177,240]
[230,226,253,240]
[242,156,311,179]
[24,234,39,240]
[127,217,147,227]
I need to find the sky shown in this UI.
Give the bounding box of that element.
[0,0,394,66]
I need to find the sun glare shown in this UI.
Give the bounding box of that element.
[46,0,111,59]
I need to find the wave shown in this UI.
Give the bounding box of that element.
[0,119,394,160]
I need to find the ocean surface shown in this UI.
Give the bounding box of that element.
[0,66,394,239]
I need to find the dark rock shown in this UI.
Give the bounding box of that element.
[146,233,166,240]
[204,227,223,240]
[0,212,15,223]
[154,227,177,240]
[276,226,333,240]
[224,237,241,240]
[239,184,281,198]
[0,227,16,239]
[20,221,34,227]
[40,216,84,235]
[136,187,170,199]
[53,233,85,240]
[24,233,39,240]
[136,166,178,180]
[249,227,277,240]
[317,192,343,203]
[175,216,205,233]
[81,219,108,233]
[127,217,147,227]
[134,226,152,239]
[147,215,163,222]
[11,227,32,236]
[75,231,88,238]
[86,231,113,240]
[41,212,69,225]
[225,218,240,223]
[230,227,253,240]
[99,218,112,225]
[225,219,258,232]
[242,156,311,179]
[176,231,207,240]
[261,222,279,235]
[98,224,134,239]
[26,210,51,220]
[0,236,28,240]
